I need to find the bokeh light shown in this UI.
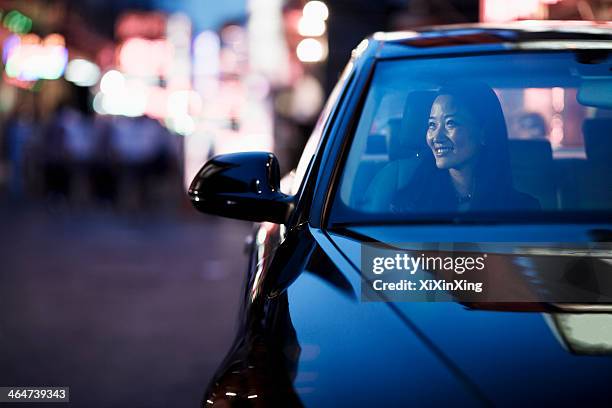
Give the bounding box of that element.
[296,38,325,63]
[303,1,329,21]
[65,59,101,87]
[4,34,68,81]
[100,70,125,94]
[298,15,326,37]
[3,10,32,34]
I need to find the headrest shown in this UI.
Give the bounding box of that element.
[365,133,387,155]
[508,139,553,164]
[583,118,612,164]
[389,91,437,161]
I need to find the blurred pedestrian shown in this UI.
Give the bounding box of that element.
[5,102,35,199]
[109,115,174,210]
[90,116,118,205]
[61,105,97,204]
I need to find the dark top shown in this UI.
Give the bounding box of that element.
[391,168,540,213]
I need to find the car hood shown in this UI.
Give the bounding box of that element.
[290,225,612,406]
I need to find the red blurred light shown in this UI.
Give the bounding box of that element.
[118,38,174,77]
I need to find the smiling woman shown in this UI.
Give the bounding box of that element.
[391,83,540,213]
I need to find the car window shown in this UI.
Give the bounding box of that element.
[330,52,612,224]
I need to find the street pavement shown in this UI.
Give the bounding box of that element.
[0,203,252,407]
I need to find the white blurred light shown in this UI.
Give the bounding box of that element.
[298,15,326,37]
[167,91,189,117]
[290,74,324,122]
[101,89,147,117]
[65,59,100,87]
[296,38,325,63]
[303,1,329,21]
[92,92,106,114]
[245,73,270,101]
[167,115,195,136]
[100,70,125,94]
[247,0,291,86]
[39,46,68,80]
[193,31,220,77]
[96,75,147,117]
[167,90,202,117]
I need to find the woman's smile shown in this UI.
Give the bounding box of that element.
[433,144,454,156]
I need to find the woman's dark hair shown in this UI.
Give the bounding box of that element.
[437,82,513,197]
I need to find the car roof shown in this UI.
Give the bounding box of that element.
[359,21,612,59]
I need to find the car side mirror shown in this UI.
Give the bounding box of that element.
[188,152,294,224]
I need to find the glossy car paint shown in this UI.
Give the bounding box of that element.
[199,22,612,407]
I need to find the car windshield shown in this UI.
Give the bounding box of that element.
[330,51,612,225]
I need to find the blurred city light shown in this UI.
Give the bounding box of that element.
[166,12,192,90]
[115,11,167,41]
[193,31,220,77]
[167,90,202,117]
[98,81,147,117]
[298,15,326,37]
[481,0,556,22]
[221,25,247,47]
[166,114,195,136]
[244,73,270,101]
[165,89,200,136]
[290,74,324,121]
[3,10,32,34]
[44,34,66,47]
[247,0,290,85]
[118,37,172,77]
[100,70,125,95]
[303,1,329,21]
[296,38,325,62]
[65,59,101,87]
[2,34,20,64]
[98,70,147,117]
[4,33,68,81]
[92,91,105,114]
[144,86,169,118]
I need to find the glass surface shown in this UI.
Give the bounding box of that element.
[330,52,612,224]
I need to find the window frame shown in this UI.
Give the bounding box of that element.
[315,49,612,229]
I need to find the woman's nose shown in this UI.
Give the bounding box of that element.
[430,125,446,142]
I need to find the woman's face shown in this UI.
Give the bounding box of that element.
[426,94,483,170]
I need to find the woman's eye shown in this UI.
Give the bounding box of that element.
[446,120,457,129]
[428,121,437,130]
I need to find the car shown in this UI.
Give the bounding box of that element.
[189,21,612,407]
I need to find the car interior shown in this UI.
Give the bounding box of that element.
[348,95,612,214]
